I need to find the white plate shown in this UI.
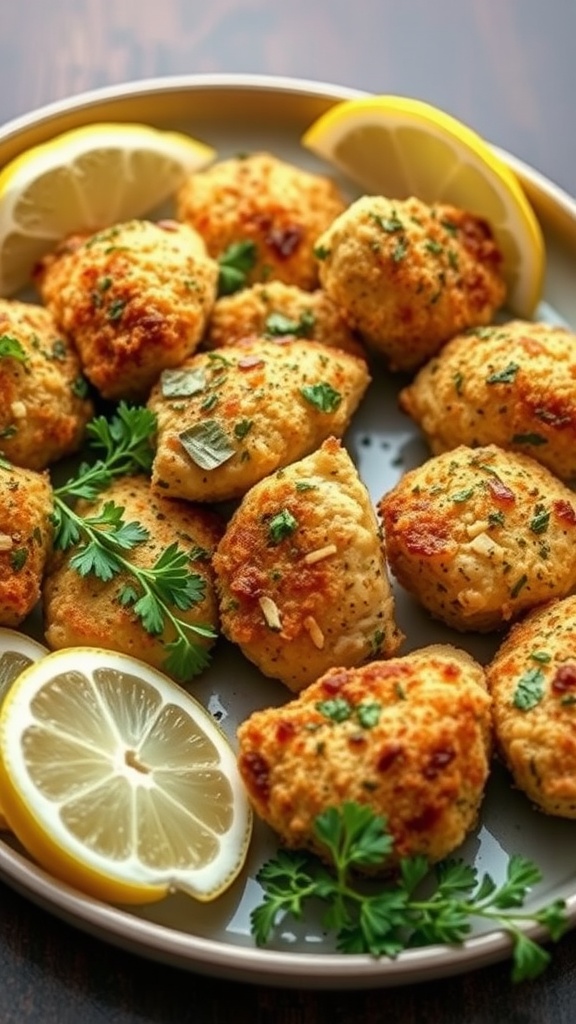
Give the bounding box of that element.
[2,73,576,990]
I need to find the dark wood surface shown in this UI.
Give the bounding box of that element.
[1,1,576,1020]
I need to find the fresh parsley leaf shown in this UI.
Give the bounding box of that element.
[301,382,342,413]
[486,363,519,384]
[267,509,298,544]
[217,240,258,295]
[264,310,315,338]
[0,334,27,363]
[160,367,206,397]
[179,419,235,470]
[513,667,546,710]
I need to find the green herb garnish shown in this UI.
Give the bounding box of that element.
[301,382,342,413]
[217,240,258,295]
[487,363,519,385]
[268,509,298,544]
[264,310,315,338]
[178,419,235,470]
[513,667,546,710]
[251,802,568,982]
[0,335,27,363]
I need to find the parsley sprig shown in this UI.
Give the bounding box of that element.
[52,403,216,682]
[251,802,568,982]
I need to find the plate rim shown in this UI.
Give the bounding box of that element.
[1,71,576,989]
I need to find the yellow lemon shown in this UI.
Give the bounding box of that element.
[0,627,48,830]
[302,95,544,318]
[0,647,252,904]
[0,122,216,296]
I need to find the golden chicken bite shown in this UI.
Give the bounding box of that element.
[176,152,346,290]
[0,462,53,627]
[237,644,491,865]
[378,444,576,632]
[43,475,222,680]
[205,281,365,357]
[400,320,576,484]
[487,595,576,818]
[148,338,370,503]
[315,195,506,371]
[35,219,218,401]
[213,438,403,691]
[0,299,93,470]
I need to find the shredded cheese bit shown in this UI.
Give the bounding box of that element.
[0,534,13,551]
[10,401,26,419]
[304,615,325,649]
[466,520,490,539]
[259,595,282,631]
[303,543,338,565]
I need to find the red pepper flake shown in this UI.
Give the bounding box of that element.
[239,751,270,800]
[487,477,516,504]
[377,742,403,772]
[320,670,349,695]
[423,748,455,779]
[238,355,266,370]
[552,664,576,693]
[266,225,303,259]
[275,719,296,743]
[553,499,576,525]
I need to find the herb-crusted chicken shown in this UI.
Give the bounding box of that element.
[315,195,506,371]
[43,474,222,678]
[237,644,491,864]
[34,219,218,401]
[213,437,403,691]
[176,151,346,290]
[0,299,93,470]
[0,462,53,627]
[147,338,370,503]
[378,444,576,632]
[399,320,576,484]
[487,595,576,818]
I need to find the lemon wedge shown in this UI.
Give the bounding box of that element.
[0,647,252,904]
[0,122,216,296]
[302,95,545,318]
[0,627,48,831]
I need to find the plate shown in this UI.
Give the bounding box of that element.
[2,73,576,990]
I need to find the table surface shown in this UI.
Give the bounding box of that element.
[1,1,576,1021]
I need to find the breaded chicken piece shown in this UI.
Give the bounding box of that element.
[0,462,53,627]
[315,195,506,371]
[378,444,576,632]
[213,438,403,691]
[176,152,346,290]
[148,338,370,503]
[43,475,222,678]
[399,320,576,484]
[205,281,365,357]
[237,644,491,865]
[34,219,218,401]
[487,595,576,818]
[0,299,93,470]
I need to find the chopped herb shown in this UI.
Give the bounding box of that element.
[424,238,444,255]
[487,363,519,385]
[372,211,404,233]
[530,505,550,535]
[441,218,458,235]
[50,339,67,360]
[217,240,258,295]
[234,418,253,439]
[510,574,528,598]
[453,371,464,395]
[0,426,17,439]
[71,376,90,399]
[316,698,353,723]
[452,487,475,503]
[268,509,298,544]
[9,548,28,571]
[301,382,342,413]
[295,481,317,492]
[488,510,505,527]
[201,393,219,411]
[392,237,409,262]
[314,244,331,261]
[160,367,206,398]
[107,298,127,322]
[178,419,235,470]
[0,335,27,363]
[513,667,546,710]
[512,433,548,447]
[264,310,315,338]
[531,650,551,664]
[357,702,382,728]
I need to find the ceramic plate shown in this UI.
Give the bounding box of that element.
[1,74,576,990]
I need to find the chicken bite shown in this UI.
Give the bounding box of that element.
[315,195,506,371]
[237,644,491,865]
[43,475,222,679]
[176,152,346,290]
[205,281,365,357]
[35,219,218,401]
[0,299,93,470]
[487,595,576,818]
[0,462,53,627]
[213,437,403,691]
[399,320,576,484]
[148,338,370,503]
[378,444,576,632]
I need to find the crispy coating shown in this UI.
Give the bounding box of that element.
[0,463,53,627]
[205,281,365,357]
[378,444,576,632]
[400,320,576,484]
[486,596,576,818]
[35,219,218,401]
[237,644,491,865]
[213,438,403,691]
[176,152,346,290]
[0,299,93,470]
[148,338,370,503]
[43,475,222,677]
[315,195,506,371]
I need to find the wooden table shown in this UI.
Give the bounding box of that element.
[1,1,576,1021]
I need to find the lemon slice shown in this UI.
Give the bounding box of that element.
[0,647,252,903]
[0,122,216,296]
[0,627,48,830]
[302,95,544,318]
